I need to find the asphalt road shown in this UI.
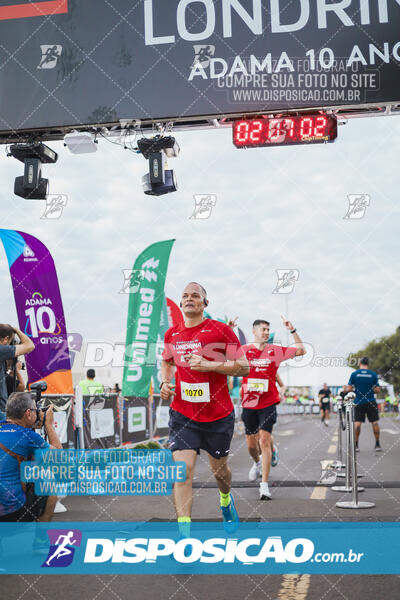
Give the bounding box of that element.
[2,412,400,599]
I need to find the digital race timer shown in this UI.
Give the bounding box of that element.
[232,114,337,148]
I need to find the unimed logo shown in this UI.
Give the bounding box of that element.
[0,0,68,21]
[83,536,314,565]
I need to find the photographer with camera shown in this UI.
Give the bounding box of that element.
[0,391,62,521]
[0,324,35,420]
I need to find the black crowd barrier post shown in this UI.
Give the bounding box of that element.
[336,393,375,510]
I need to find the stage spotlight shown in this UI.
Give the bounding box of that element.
[137,135,180,159]
[9,142,58,199]
[142,169,177,196]
[137,135,179,196]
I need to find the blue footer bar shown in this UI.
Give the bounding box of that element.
[0,522,398,574]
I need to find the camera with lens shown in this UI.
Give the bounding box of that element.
[30,381,48,425]
[9,333,20,345]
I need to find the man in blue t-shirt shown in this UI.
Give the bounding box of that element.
[0,391,62,521]
[347,357,381,452]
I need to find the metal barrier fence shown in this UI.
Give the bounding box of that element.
[40,390,123,449]
[277,404,321,415]
[152,394,173,440]
[39,391,168,449]
[38,394,349,450]
[81,393,121,449]
[40,394,75,449]
[120,396,150,446]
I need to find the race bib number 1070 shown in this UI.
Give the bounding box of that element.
[180,381,210,403]
[247,378,269,393]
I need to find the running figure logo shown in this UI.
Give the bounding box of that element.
[191,45,215,68]
[190,194,217,219]
[37,45,62,69]
[42,529,82,568]
[344,194,370,219]
[272,269,299,294]
[41,194,68,219]
[119,269,144,294]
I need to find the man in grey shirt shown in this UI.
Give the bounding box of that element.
[0,324,35,419]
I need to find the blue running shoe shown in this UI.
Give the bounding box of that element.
[221,494,240,533]
[177,521,192,558]
[271,445,279,467]
[177,534,193,558]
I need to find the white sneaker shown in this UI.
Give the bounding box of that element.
[259,482,271,501]
[54,500,67,513]
[249,461,261,481]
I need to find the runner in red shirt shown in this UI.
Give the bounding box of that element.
[161,282,249,535]
[241,317,306,500]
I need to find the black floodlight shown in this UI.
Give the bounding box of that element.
[137,135,179,196]
[9,142,58,199]
[149,152,166,184]
[137,135,180,159]
[142,169,177,196]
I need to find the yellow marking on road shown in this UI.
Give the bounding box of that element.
[276,429,295,436]
[278,574,311,600]
[328,444,337,454]
[320,460,333,469]
[310,486,327,500]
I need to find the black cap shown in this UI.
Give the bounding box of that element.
[360,357,369,366]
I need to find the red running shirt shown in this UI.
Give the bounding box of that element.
[241,344,297,409]
[162,319,243,422]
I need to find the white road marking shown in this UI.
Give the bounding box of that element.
[277,574,311,599]
[310,486,327,500]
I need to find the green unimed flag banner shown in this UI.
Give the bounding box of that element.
[152,294,170,396]
[122,240,175,397]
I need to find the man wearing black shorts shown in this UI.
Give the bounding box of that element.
[345,357,381,451]
[318,383,332,426]
[161,282,249,535]
[241,317,306,500]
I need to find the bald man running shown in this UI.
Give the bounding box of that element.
[161,282,249,536]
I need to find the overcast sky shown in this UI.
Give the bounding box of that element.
[0,114,399,385]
